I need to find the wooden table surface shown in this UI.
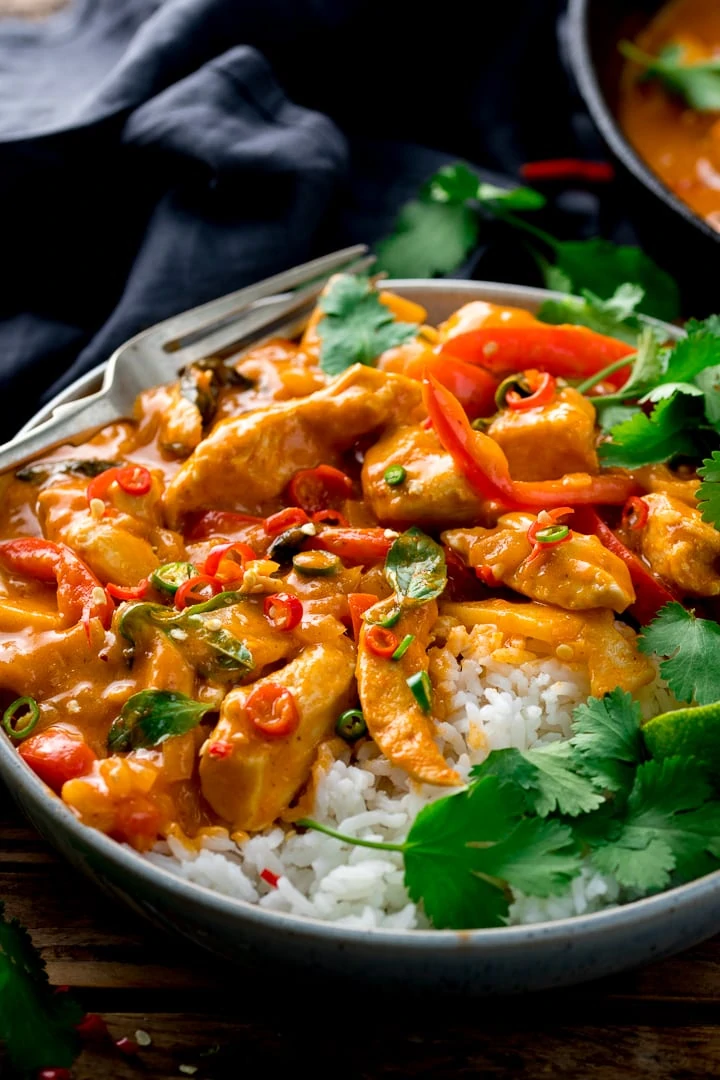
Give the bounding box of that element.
[2,781,720,1079]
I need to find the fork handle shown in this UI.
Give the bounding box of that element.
[0,389,122,476]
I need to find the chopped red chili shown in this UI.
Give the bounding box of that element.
[260,868,280,887]
[264,507,310,536]
[263,592,303,631]
[86,465,152,504]
[38,1071,72,1080]
[245,684,300,738]
[505,370,557,411]
[106,579,150,602]
[174,574,223,609]
[527,508,574,562]
[365,624,399,659]
[288,464,353,513]
[622,496,649,532]
[312,508,349,527]
[520,158,615,183]
[202,542,255,581]
[476,565,500,587]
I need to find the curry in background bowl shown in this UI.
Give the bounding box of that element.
[619,0,720,231]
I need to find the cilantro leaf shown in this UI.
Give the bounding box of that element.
[587,757,720,890]
[373,197,479,279]
[694,365,720,427]
[597,403,639,434]
[621,40,720,112]
[697,450,720,527]
[384,527,447,607]
[608,326,665,401]
[537,283,645,345]
[663,322,720,384]
[0,901,83,1071]
[317,275,417,375]
[475,182,546,211]
[546,238,680,321]
[639,602,720,705]
[598,392,700,468]
[470,743,604,817]
[571,689,646,794]
[403,776,580,928]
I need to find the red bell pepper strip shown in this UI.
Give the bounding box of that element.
[348,592,379,639]
[19,725,97,792]
[404,350,498,419]
[0,538,113,635]
[423,376,636,510]
[572,506,677,625]
[312,528,394,564]
[520,158,615,183]
[439,324,634,389]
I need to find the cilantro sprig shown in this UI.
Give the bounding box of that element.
[639,602,720,706]
[621,40,720,112]
[301,687,720,928]
[0,901,84,1073]
[317,275,418,376]
[374,162,679,321]
[697,450,720,527]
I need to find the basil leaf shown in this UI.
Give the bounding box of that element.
[385,527,447,606]
[108,690,214,751]
[184,618,254,673]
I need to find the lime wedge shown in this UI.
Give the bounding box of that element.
[643,702,720,771]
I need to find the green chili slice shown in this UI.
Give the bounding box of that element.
[406,671,432,713]
[150,562,198,596]
[292,551,340,577]
[535,524,570,544]
[2,696,40,741]
[335,709,367,742]
[495,373,530,411]
[384,465,407,487]
[391,634,414,661]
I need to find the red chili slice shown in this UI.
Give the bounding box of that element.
[106,579,150,602]
[260,868,280,887]
[526,507,574,562]
[174,574,223,609]
[520,158,615,183]
[312,508,349,527]
[245,684,299,738]
[264,507,311,536]
[505,370,556,411]
[621,496,649,532]
[86,465,152,504]
[202,542,256,581]
[263,592,303,631]
[287,465,353,513]
[365,624,399,658]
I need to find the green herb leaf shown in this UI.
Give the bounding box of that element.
[470,744,604,817]
[598,392,701,468]
[694,364,720,427]
[15,458,121,485]
[373,198,479,279]
[403,776,580,929]
[475,181,546,211]
[422,162,484,204]
[697,450,720,527]
[547,238,680,322]
[570,688,646,794]
[621,40,720,112]
[317,275,418,375]
[384,527,447,606]
[537,283,646,345]
[639,602,720,705]
[107,689,215,751]
[0,900,83,1071]
[586,757,720,890]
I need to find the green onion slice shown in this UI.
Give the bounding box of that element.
[384,465,407,487]
[335,709,367,742]
[150,561,198,596]
[406,671,432,713]
[535,524,570,544]
[2,696,40,741]
[292,551,341,577]
[391,634,414,661]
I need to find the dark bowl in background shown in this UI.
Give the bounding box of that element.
[565,0,720,317]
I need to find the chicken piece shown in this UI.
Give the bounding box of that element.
[357,600,460,787]
[157,385,204,456]
[486,388,598,482]
[637,492,720,597]
[441,598,655,697]
[362,423,485,527]
[38,479,180,587]
[633,464,699,507]
[163,365,424,526]
[199,638,356,831]
[444,512,635,613]
[214,339,326,423]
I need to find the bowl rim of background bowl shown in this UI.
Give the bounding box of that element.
[0,277,709,962]
[565,0,720,245]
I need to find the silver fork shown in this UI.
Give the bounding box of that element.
[0,245,374,474]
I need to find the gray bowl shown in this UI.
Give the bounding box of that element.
[1,280,715,994]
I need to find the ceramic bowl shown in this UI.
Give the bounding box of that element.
[0,279,716,994]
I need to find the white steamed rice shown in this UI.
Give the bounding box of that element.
[145,621,674,929]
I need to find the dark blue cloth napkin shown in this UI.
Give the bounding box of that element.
[0,0,578,436]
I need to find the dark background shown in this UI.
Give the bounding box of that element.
[0,0,615,435]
